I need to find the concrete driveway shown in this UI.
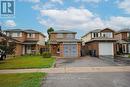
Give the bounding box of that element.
[56,56,116,68]
[56,56,130,68]
[42,72,130,87]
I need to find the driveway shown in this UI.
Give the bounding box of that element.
[42,72,130,87]
[56,56,114,68]
[56,56,130,68]
[41,56,130,87]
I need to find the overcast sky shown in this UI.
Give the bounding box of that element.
[1,0,130,38]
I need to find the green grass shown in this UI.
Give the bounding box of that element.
[0,55,55,69]
[0,73,46,87]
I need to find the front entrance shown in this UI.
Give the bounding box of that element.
[24,45,36,54]
[64,44,77,57]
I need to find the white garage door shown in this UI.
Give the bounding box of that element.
[128,44,130,53]
[99,43,114,56]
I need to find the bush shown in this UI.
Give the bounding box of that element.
[128,54,130,58]
[42,52,51,58]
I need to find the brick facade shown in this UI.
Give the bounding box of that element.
[49,30,81,58]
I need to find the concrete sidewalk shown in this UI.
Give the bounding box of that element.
[0,66,130,74]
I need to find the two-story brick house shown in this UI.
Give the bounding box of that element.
[4,29,46,55]
[49,30,81,58]
[81,28,117,57]
[115,29,130,54]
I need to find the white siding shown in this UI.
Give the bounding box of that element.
[128,44,130,53]
[98,33,100,37]
[81,33,91,45]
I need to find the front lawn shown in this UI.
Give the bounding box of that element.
[0,55,55,69]
[0,73,46,87]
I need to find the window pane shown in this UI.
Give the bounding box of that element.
[67,34,74,38]
[57,34,63,38]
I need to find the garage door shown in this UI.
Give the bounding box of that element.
[128,44,130,53]
[99,43,114,56]
[64,44,77,57]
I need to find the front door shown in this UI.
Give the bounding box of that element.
[64,44,77,57]
[26,45,31,54]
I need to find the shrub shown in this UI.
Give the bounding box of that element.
[128,54,130,58]
[42,52,51,58]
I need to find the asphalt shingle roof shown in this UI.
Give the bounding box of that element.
[4,29,46,37]
[118,29,130,33]
[50,30,77,34]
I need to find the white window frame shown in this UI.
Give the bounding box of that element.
[66,34,74,39]
[92,33,98,38]
[12,32,22,37]
[101,32,112,38]
[27,33,35,38]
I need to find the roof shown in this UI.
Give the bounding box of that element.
[85,37,117,43]
[81,28,114,38]
[90,29,101,33]
[81,29,101,38]
[116,40,128,44]
[118,29,130,33]
[0,31,21,43]
[50,30,77,34]
[24,29,40,33]
[4,29,23,32]
[4,29,46,37]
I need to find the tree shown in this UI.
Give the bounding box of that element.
[47,27,54,40]
[47,27,54,35]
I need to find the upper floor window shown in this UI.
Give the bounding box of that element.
[101,32,113,38]
[12,32,22,37]
[92,33,99,38]
[57,34,63,38]
[66,34,74,39]
[27,33,35,38]
[94,33,98,37]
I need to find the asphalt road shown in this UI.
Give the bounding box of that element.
[42,72,130,87]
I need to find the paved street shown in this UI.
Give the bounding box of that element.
[42,73,130,87]
[42,56,130,87]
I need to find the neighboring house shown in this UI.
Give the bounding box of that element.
[81,28,117,57]
[115,29,130,54]
[0,30,20,55]
[49,30,81,58]
[4,29,46,55]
